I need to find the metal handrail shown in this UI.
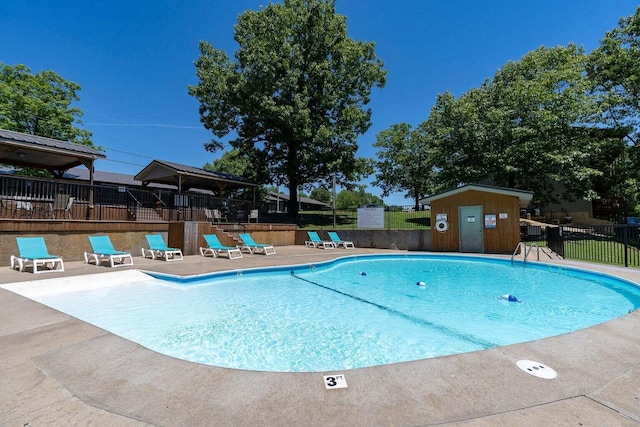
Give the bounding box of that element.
[126,189,142,206]
[511,242,540,263]
[152,190,167,207]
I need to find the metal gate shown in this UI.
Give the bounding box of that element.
[546,227,564,258]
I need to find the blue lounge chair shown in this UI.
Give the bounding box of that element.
[141,234,183,261]
[10,237,64,274]
[305,231,336,249]
[328,231,355,249]
[84,235,134,268]
[238,233,276,255]
[199,234,243,259]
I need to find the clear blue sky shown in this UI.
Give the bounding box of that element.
[1,0,637,205]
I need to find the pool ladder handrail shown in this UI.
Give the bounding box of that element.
[511,242,540,263]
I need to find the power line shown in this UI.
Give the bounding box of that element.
[101,146,154,159]
[87,122,203,130]
[99,158,147,167]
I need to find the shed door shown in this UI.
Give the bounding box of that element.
[459,205,483,252]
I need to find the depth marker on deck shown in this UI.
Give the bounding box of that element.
[324,374,348,389]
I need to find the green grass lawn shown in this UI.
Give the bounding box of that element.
[563,239,640,268]
[296,209,431,230]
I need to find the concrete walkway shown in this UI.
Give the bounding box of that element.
[2,247,640,426]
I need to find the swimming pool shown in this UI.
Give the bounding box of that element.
[4,254,640,372]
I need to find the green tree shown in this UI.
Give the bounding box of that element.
[419,91,485,190]
[335,189,360,210]
[335,186,382,209]
[587,6,640,212]
[0,63,93,147]
[188,0,386,216]
[309,187,331,205]
[204,149,250,177]
[204,148,270,201]
[373,123,436,209]
[587,7,640,145]
[426,45,618,205]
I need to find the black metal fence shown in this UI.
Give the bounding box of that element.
[0,174,429,227]
[524,224,640,268]
[89,186,254,222]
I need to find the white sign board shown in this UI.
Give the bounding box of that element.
[436,213,448,221]
[357,207,384,229]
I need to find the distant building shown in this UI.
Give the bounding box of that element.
[266,191,331,213]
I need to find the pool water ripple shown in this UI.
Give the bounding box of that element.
[4,255,640,372]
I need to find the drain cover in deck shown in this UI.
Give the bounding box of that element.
[516,360,557,379]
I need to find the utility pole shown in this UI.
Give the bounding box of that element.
[332,174,336,229]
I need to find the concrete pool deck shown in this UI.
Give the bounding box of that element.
[2,246,640,426]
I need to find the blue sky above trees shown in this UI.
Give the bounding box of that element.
[1,0,637,205]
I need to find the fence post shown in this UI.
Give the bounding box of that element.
[624,225,629,268]
[353,208,356,230]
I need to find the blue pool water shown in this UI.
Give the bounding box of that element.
[7,255,640,372]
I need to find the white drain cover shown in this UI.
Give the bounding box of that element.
[516,360,557,379]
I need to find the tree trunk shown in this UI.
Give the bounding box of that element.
[289,181,299,217]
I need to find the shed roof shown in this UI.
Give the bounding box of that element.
[134,159,257,192]
[419,184,534,208]
[0,128,105,176]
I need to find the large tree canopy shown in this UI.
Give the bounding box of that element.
[0,63,93,146]
[422,45,627,205]
[587,6,640,211]
[588,6,640,145]
[189,0,386,215]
